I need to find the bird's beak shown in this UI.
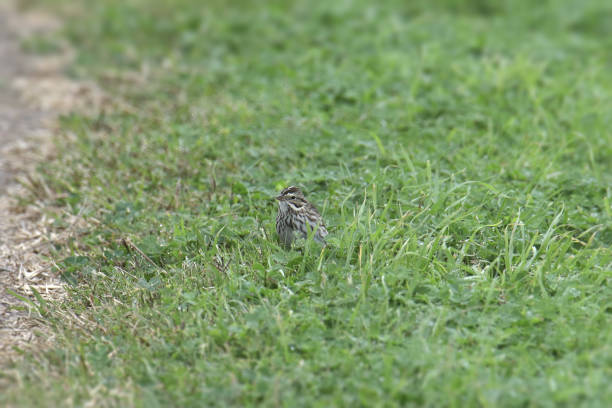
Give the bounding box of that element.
[275,195,283,201]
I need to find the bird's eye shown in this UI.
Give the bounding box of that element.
[290,195,295,199]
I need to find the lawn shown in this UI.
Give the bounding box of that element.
[3,0,612,406]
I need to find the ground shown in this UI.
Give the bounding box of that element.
[0,1,71,364]
[1,0,611,406]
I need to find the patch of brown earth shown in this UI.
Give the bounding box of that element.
[0,0,106,367]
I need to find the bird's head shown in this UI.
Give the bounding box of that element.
[276,185,305,201]
[276,186,306,208]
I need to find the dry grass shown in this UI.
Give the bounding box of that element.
[0,0,107,367]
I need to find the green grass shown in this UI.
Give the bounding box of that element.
[3,0,612,406]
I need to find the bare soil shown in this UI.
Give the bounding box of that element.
[0,1,66,365]
[0,1,112,377]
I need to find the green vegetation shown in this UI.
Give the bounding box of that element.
[4,0,612,406]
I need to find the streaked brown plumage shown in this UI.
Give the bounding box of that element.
[275,186,328,247]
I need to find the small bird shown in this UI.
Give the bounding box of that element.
[275,186,328,247]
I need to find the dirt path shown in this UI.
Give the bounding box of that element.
[0,5,52,188]
[0,1,64,364]
[0,1,109,369]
